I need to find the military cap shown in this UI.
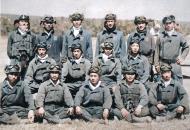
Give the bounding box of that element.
[162,15,175,24]
[69,13,84,21]
[122,65,136,75]
[4,64,21,74]
[49,64,61,73]
[70,43,83,52]
[130,37,140,45]
[134,16,148,25]
[41,15,56,24]
[160,64,172,72]
[18,15,30,21]
[88,65,102,76]
[105,13,117,21]
[101,41,114,49]
[36,42,48,50]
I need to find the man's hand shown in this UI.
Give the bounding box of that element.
[28,110,34,123]
[38,107,45,117]
[135,105,142,116]
[75,106,82,115]
[103,109,109,119]
[176,106,184,113]
[67,107,74,115]
[157,103,166,111]
[155,66,160,73]
[121,108,129,118]
[176,58,182,65]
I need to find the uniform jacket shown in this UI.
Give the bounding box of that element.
[96,28,126,59]
[62,27,93,62]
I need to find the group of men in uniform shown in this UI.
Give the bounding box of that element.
[0,12,189,124]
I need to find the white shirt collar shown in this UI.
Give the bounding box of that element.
[37,54,48,63]
[164,79,171,87]
[50,79,60,86]
[89,81,101,90]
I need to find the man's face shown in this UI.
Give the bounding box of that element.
[50,72,59,82]
[72,20,82,28]
[18,20,29,32]
[161,71,172,81]
[105,20,115,28]
[89,73,100,86]
[164,22,175,31]
[104,47,112,56]
[72,49,82,59]
[136,22,146,31]
[125,73,135,83]
[7,73,19,84]
[37,48,47,58]
[43,22,53,32]
[130,43,140,54]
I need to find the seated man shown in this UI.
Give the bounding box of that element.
[93,40,121,93]
[122,37,150,85]
[149,64,189,122]
[36,64,74,124]
[0,64,34,124]
[62,43,91,97]
[74,66,112,124]
[112,66,151,123]
[25,42,56,98]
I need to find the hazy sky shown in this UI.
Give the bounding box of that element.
[1,0,190,21]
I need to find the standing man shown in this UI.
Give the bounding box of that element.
[25,42,56,97]
[36,15,63,63]
[0,64,35,124]
[74,66,112,124]
[96,13,126,59]
[62,43,91,97]
[154,15,189,84]
[149,64,189,122]
[7,15,36,79]
[62,13,93,62]
[36,64,74,124]
[112,66,151,123]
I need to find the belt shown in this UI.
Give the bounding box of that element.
[160,58,176,64]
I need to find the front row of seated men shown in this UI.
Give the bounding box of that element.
[0,62,189,124]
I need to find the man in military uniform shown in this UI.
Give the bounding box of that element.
[127,16,157,81]
[62,43,91,97]
[0,64,35,124]
[122,37,150,85]
[96,13,126,59]
[7,15,36,79]
[154,15,189,84]
[93,40,121,92]
[36,15,63,63]
[74,66,112,124]
[149,64,189,122]
[25,42,56,97]
[62,13,93,62]
[112,66,151,123]
[36,64,74,124]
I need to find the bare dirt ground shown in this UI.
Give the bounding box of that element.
[0,36,190,130]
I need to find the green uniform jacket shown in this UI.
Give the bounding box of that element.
[93,54,122,84]
[62,27,93,62]
[115,80,148,110]
[96,28,126,59]
[74,81,112,110]
[0,80,35,113]
[149,79,189,113]
[25,56,56,93]
[36,79,74,108]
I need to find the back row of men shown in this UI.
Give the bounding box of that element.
[1,13,189,124]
